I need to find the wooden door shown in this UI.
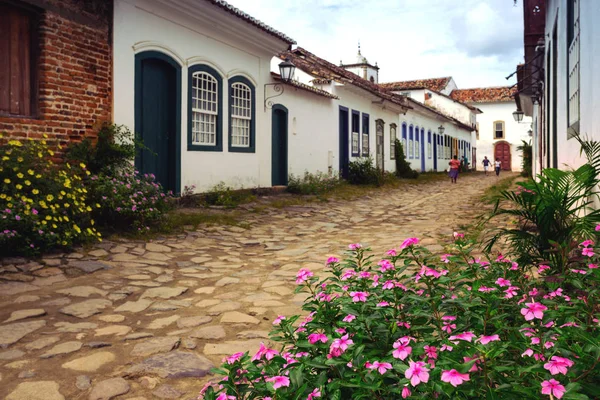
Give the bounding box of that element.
[433,133,438,170]
[376,120,384,171]
[272,105,288,186]
[494,142,511,170]
[339,107,349,179]
[136,56,178,193]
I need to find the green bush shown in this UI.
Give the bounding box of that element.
[348,157,382,185]
[394,139,419,179]
[287,172,340,195]
[203,182,255,208]
[65,123,141,175]
[87,166,175,232]
[517,140,533,178]
[0,135,100,256]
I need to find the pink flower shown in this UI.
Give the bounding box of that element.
[367,361,393,374]
[386,249,397,256]
[463,355,481,372]
[216,393,236,400]
[401,386,411,398]
[441,369,470,387]
[538,265,551,273]
[308,333,328,344]
[580,239,594,247]
[296,268,314,284]
[392,337,412,360]
[349,291,368,302]
[544,356,574,375]
[477,334,500,345]
[571,269,587,274]
[405,361,429,386]
[273,315,285,325]
[520,301,548,321]
[424,345,438,359]
[307,388,321,399]
[442,316,456,321]
[348,243,362,250]
[589,263,598,269]
[326,256,339,265]
[495,278,511,287]
[266,375,290,389]
[441,344,453,352]
[400,237,419,249]
[376,301,389,307]
[448,331,476,342]
[582,247,594,257]
[453,231,465,238]
[440,254,452,263]
[596,224,600,231]
[251,343,279,361]
[504,286,519,299]
[329,334,353,357]
[225,352,244,364]
[522,348,534,357]
[342,314,356,323]
[541,379,566,399]
[478,286,496,292]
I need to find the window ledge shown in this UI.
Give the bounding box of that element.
[229,146,255,153]
[188,144,222,152]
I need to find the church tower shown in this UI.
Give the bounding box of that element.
[340,42,380,84]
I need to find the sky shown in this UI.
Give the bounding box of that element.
[225,0,525,88]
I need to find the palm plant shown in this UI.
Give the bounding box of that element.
[517,140,532,178]
[484,134,600,274]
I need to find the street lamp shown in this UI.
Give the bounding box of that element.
[513,109,524,122]
[265,58,296,110]
[438,125,445,135]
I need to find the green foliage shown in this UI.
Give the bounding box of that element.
[395,139,419,179]
[203,182,256,208]
[485,134,600,273]
[65,123,142,175]
[204,236,600,399]
[517,140,533,178]
[0,135,100,256]
[348,157,383,185]
[287,172,340,195]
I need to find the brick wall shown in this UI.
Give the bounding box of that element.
[0,0,112,148]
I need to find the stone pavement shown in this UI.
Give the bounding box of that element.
[0,173,511,399]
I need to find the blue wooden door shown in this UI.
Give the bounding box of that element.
[420,130,425,172]
[433,134,438,170]
[272,105,288,185]
[339,107,350,179]
[135,54,179,193]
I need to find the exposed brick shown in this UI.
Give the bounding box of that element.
[0,0,112,148]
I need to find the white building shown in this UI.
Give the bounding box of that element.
[451,87,532,172]
[517,0,600,176]
[113,0,293,193]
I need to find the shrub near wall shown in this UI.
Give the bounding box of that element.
[202,235,600,399]
[0,135,100,255]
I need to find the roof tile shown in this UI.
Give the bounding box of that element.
[380,77,452,92]
[450,87,516,103]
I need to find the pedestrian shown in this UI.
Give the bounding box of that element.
[464,155,469,171]
[482,156,490,175]
[494,158,502,177]
[449,155,461,184]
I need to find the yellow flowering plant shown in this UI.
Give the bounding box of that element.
[0,134,100,256]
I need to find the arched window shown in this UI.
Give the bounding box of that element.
[390,123,397,160]
[414,126,420,159]
[402,123,408,158]
[427,130,432,159]
[188,65,222,151]
[408,125,414,159]
[229,76,255,152]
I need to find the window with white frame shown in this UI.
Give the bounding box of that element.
[415,127,420,159]
[362,113,369,156]
[494,121,505,139]
[191,71,218,146]
[230,82,251,147]
[390,124,397,160]
[567,0,580,133]
[408,126,414,158]
[352,111,360,156]
[352,133,359,154]
[427,131,432,159]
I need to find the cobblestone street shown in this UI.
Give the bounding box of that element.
[0,173,512,399]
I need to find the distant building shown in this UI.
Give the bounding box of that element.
[451,87,532,172]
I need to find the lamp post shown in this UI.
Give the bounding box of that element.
[513,109,524,123]
[265,58,296,110]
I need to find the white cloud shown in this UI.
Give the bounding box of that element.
[225,0,524,87]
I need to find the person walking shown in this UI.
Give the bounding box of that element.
[494,158,502,177]
[449,155,461,184]
[482,156,490,175]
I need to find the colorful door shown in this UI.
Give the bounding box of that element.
[135,52,181,194]
[433,133,438,170]
[420,130,425,172]
[272,105,288,186]
[339,107,350,179]
[376,120,384,171]
[494,142,511,170]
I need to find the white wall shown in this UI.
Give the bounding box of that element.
[113,0,285,192]
[473,102,532,171]
[542,0,600,170]
[425,91,474,127]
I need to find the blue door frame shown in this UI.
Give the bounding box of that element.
[420,130,425,172]
[339,106,350,179]
[433,133,438,170]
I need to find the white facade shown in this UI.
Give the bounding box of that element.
[113,0,290,193]
[470,102,532,172]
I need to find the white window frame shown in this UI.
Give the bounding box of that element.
[568,0,580,134]
[494,121,505,140]
[352,132,359,154]
[230,82,252,148]
[191,71,218,146]
[390,125,397,160]
[415,128,420,159]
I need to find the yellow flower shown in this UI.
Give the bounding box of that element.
[86,206,92,212]
[27,169,34,175]
[2,156,8,161]
[38,152,43,158]
[46,194,54,201]
[42,220,47,225]
[43,133,48,139]
[24,180,31,186]
[95,204,101,208]
[79,163,86,169]
[35,174,41,178]
[64,216,69,222]
[64,203,70,208]
[7,203,12,208]
[16,173,24,179]
[0,194,5,199]
[3,178,10,184]
[86,171,91,176]
[15,184,22,190]
[45,216,52,221]
[32,189,39,195]
[48,150,54,156]
[60,191,66,196]
[52,224,57,229]
[8,140,22,147]
[73,225,81,233]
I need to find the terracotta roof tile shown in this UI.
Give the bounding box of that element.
[206,0,295,44]
[450,87,516,103]
[271,72,339,99]
[379,77,452,92]
[279,47,410,109]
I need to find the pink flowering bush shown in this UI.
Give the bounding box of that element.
[201,234,600,399]
[88,166,174,231]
